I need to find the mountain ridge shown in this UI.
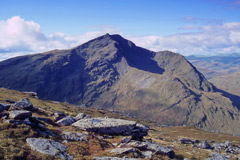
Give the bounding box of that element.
[0,34,240,134]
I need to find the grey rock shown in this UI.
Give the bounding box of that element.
[75,113,88,121]
[125,141,148,150]
[146,142,175,158]
[53,112,66,121]
[110,148,138,155]
[178,138,199,144]
[0,112,8,119]
[0,103,11,111]
[15,98,34,110]
[5,99,15,103]
[61,132,87,141]
[94,157,139,160]
[9,110,32,120]
[141,151,153,159]
[26,138,73,160]
[36,117,54,125]
[56,116,76,126]
[198,140,212,149]
[121,137,132,144]
[205,153,229,160]
[72,117,148,140]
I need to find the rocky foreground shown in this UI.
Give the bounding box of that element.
[1,89,240,159]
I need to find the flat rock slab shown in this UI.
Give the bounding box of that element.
[72,118,137,135]
[26,138,72,159]
[9,110,32,120]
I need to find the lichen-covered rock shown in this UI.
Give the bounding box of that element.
[61,132,87,141]
[75,113,89,121]
[110,148,139,155]
[56,116,76,126]
[15,98,34,110]
[72,118,136,135]
[198,140,212,149]
[9,110,32,120]
[72,117,149,140]
[26,138,73,159]
[53,112,66,121]
[0,103,11,111]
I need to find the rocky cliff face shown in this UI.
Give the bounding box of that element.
[0,34,240,134]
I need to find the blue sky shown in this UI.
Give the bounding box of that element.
[1,0,240,60]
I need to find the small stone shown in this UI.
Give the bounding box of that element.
[142,151,153,159]
[56,116,76,126]
[53,112,66,121]
[121,137,132,144]
[75,113,87,120]
[198,140,212,149]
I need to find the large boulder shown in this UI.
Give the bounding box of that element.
[15,98,34,110]
[9,110,32,120]
[26,138,73,159]
[72,117,148,139]
[56,116,76,126]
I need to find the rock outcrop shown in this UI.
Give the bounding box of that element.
[72,117,148,140]
[26,138,73,159]
[8,110,32,120]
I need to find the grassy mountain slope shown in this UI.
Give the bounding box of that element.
[210,72,240,96]
[1,88,240,160]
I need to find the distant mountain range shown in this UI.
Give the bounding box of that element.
[186,54,240,96]
[0,34,240,134]
[186,54,240,79]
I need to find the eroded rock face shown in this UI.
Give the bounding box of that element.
[72,117,149,140]
[26,138,73,160]
[9,110,32,120]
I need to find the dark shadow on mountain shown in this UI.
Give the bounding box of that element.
[111,34,164,74]
[215,88,240,110]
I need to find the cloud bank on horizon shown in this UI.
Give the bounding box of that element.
[1,16,240,61]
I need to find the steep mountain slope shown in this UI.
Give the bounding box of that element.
[210,72,240,96]
[0,34,240,134]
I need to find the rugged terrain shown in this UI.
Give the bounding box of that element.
[0,34,240,135]
[1,88,240,160]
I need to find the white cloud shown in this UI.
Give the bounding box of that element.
[0,16,119,61]
[128,22,240,56]
[1,16,240,61]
